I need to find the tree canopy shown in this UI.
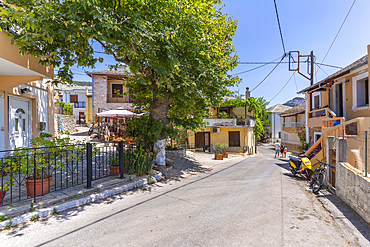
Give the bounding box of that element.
[0,0,240,132]
[222,96,270,138]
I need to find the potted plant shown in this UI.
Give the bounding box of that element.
[16,134,83,197]
[109,153,120,176]
[221,143,229,158]
[214,143,224,160]
[0,181,11,205]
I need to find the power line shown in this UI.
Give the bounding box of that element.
[293,72,298,92]
[320,0,356,65]
[232,56,284,76]
[269,71,296,102]
[238,61,342,69]
[251,54,286,92]
[315,62,329,76]
[273,0,286,54]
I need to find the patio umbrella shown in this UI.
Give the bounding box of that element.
[97,109,135,118]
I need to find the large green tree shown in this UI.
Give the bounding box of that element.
[0,0,239,164]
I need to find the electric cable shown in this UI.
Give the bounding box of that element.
[238,61,342,69]
[293,72,298,92]
[251,54,286,92]
[315,62,329,76]
[232,56,284,76]
[273,0,286,54]
[269,71,296,102]
[320,0,356,65]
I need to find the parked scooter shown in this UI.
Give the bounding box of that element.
[289,154,313,180]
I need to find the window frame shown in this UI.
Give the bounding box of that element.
[352,72,369,111]
[312,91,321,109]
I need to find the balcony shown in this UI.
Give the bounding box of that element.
[307,107,336,128]
[204,118,255,127]
[282,122,304,132]
[73,101,86,108]
[106,94,134,103]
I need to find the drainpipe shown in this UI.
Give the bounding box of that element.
[305,92,309,145]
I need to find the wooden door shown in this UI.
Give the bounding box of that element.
[195,132,210,148]
[229,131,240,147]
[70,94,78,103]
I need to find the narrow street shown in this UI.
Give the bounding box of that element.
[0,146,365,246]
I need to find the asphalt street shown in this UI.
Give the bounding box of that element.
[0,146,365,246]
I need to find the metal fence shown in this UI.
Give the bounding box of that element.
[0,141,145,207]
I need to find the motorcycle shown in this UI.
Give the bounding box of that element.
[289,154,313,180]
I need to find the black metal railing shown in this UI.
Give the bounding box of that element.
[106,94,134,103]
[0,141,152,207]
[74,101,86,108]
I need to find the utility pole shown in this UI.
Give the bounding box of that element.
[310,50,314,86]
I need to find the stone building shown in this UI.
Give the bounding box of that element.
[86,65,134,119]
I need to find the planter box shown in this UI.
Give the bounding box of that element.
[215,153,223,160]
[24,176,53,197]
[222,153,228,158]
[110,166,120,176]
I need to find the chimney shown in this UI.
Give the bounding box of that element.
[245,87,250,99]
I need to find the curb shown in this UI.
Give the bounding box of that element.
[0,173,163,230]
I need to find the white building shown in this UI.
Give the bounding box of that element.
[55,84,92,124]
[267,104,292,143]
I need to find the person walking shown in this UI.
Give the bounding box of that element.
[274,140,280,158]
[284,146,287,158]
[280,144,285,158]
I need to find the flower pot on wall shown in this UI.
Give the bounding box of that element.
[110,166,120,176]
[24,176,53,197]
[0,189,8,204]
[215,153,223,160]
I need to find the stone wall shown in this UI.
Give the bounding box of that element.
[93,75,133,116]
[336,162,370,224]
[54,114,76,135]
[281,142,300,152]
[166,149,186,157]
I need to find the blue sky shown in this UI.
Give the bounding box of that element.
[69,0,370,107]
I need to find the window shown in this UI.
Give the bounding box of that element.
[15,118,19,131]
[229,131,240,147]
[112,84,123,97]
[70,95,78,103]
[22,119,26,131]
[15,108,25,114]
[357,78,368,107]
[278,132,281,138]
[312,92,321,109]
[352,72,369,110]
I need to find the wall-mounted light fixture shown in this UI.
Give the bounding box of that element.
[20,88,31,94]
[345,79,350,85]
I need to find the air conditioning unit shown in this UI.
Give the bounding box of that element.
[212,128,220,133]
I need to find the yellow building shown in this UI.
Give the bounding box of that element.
[298,44,370,171]
[188,96,256,154]
[0,31,54,151]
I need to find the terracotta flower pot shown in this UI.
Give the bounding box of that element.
[110,166,120,176]
[222,153,228,158]
[0,189,8,204]
[24,176,53,197]
[215,153,223,160]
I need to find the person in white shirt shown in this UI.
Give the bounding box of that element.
[274,140,280,158]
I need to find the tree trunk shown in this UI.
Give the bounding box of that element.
[150,96,171,166]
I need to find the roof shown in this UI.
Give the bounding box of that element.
[268,104,292,113]
[55,83,92,91]
[280,103,305,117]
[86,65,130,79]
[298,55,368,94]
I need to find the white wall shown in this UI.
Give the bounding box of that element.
[269,112,283,142]
[0,95,4,152]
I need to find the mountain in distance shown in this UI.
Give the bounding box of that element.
[283,97,305,107]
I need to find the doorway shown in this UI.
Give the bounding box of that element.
[195,132,210,149]
[335,83,344,117]
[9,97,31,149]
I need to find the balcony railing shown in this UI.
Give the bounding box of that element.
[203,118,255,127]
[282,122,304,128]
[106,94,134,103]
[308,107,337,128]
[73,101,86,108]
